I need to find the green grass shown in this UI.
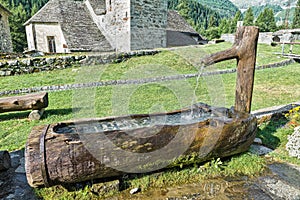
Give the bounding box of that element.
[35,153,265,200]
[0,42,293,92]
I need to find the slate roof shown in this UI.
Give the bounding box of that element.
[24,0,113,52]
[167,10,198,34]
[0,3,11,15]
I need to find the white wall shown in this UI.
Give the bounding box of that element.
[26,23,69,53]
[86,0,131,52]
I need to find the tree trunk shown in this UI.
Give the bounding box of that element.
[0,92,48,113]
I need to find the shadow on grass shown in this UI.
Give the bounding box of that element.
[257,113,289,149]
[0,108,76,121]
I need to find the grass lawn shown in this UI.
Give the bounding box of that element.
[0,42,294,92]
[0,42,300,199]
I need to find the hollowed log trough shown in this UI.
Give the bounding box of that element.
[26,104,257,187]
[25,26,259,188]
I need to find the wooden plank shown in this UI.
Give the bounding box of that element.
[201,26,259,113]
[0,92,48,113]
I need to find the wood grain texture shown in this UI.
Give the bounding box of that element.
[0,92,48,113]
[202,26,259,113]
[25,104,257,188]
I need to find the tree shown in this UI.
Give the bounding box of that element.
[208,15,217,28]
[243,7,254,26]
[230,11,243,33]
[30,3,38,16]
[292,0,300,28]
[255,8,277,32]
[218,18,230,34]
[9,3,28,52]
[205,27,220,40]
[177,0,190,19]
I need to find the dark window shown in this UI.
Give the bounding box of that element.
[47,36,56,53]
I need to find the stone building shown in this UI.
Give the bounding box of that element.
[0,3,13,53]
[272,29,300,43]
[167,10,207,47]
[24,0,204,53]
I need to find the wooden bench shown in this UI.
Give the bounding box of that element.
[0,92,48,120]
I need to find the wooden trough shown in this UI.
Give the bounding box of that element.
[25,26,259,188]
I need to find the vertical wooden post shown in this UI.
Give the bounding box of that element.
[282,43,285,55]
[234,26,259,113]
[201,26,259,113]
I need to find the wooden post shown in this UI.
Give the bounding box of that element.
[282,43,285,55]
[201,26,259,113]
[289,44,293,54]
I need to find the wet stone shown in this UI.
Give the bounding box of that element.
[249,144,273,156]
[254,138,263,144]
[90,180,119,196]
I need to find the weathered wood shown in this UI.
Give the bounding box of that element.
[25,103,257,188]
[202,26,259,113]
[0,92,48,113]
[28,108,45,120]
[0,150,11,171]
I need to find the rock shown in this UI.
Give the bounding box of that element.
[257,176,300,200]
[20,59,32,66]
[6,194,15,199]
[45,58,55,64]
[90,180,119,196]
[286,127,300,159]
[249,144,273,156]
[254,138,263,144]
[130,187,140,195]
[0,71,6,76]
[0,150,11,171]
[0,62,7,68]
[7,60,18,66]
[10,150,24,168]
[5,71,12,76]
[15,158,25,174]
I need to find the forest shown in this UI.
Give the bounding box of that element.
[0,0,47,52]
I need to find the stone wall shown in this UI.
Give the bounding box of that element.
[130,0,167,50]
[87,0,168,52]
[0,8,13,53]
[222,32,274,45]
[0,49,160,77]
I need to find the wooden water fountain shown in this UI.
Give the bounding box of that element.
[25,26,259,188]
